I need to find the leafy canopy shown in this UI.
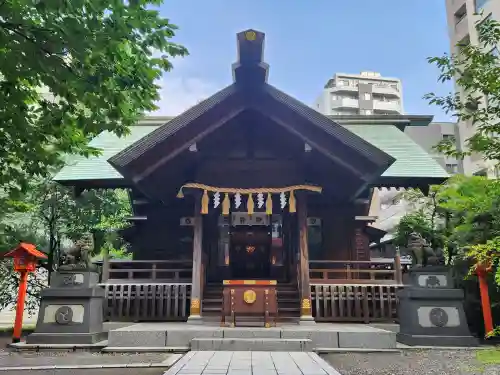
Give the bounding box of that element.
[425,15,500,161]
[395,175,500,279]
[0,180,133,313]
[0,0,188,197]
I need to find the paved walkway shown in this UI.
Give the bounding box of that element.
[164,351,341,375]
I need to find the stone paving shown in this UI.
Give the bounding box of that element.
[163,351,342,375]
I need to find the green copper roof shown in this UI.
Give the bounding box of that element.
[54,123,448,183]
[344,124,448,178]
[53,126,158,182]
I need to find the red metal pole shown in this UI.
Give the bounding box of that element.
[477,268,494,336]
[12,271,28,343]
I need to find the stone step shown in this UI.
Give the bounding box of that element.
[190,337,313,351]
[107,322,397,350]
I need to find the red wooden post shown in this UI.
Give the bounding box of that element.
[476,262,493,336]
[2,242,47,343]
[12,271,28,343]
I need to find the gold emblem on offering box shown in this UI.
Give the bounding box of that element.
[245,31,256,41]
[243,289,257,304]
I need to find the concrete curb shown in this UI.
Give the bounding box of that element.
[0,363,166,371]
[317,345,497,353]
[8,340,108,351]
[397,344,497,350]
[101,346,190,353]
[316,347,401,353]
[0,354,184,371]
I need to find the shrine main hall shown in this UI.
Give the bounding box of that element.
[54,29,448,325]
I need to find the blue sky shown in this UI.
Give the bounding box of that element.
[155,0,454,121]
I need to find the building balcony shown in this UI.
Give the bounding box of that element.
[332,97,359,109]
[373,100,400,113]
[371,85,400,98]
[454,13,469,42]
[449,0,466,17]
[329,85,358,94]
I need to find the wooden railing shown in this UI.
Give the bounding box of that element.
[102,283,191,321]
[311,284,400,322]
[106,260,192,283]
[309,260,404,285]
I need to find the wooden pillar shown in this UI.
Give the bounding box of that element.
[188,199,203,323]
[101,245,110,283]
[394,247,403,285]
[297,194,315,324]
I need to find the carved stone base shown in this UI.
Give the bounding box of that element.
[27,271,105,345]
[26,332,107,345]
[187,315,204,324]
[299,315,316,325]
[397,286,477,347]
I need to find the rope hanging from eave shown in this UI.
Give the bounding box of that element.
[176,182,322,215]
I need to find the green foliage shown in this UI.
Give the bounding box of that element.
[395,176,500,337]
[0,260,47,316]
[393,210,434,247]
[466,238,500,286]
[425,14,500,161]
[0,179,132,313]
[0,0,188,199]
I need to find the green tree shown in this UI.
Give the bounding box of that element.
[0,180,132,313]
[425,15,500,161]
[0,0,188,200]
[394,176,500,336]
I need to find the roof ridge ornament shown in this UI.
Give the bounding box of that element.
[232,29,269,85]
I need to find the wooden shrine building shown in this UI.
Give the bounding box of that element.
[54,29,448,324]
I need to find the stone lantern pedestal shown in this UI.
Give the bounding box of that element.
[27,270,106,345]
[397,266,478,347]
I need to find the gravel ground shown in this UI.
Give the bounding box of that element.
[323,350,500,375]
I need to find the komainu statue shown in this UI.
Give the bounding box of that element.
[59,233,96,271]
[407,232,444,267]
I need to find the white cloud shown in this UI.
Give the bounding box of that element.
[151,56,221,116]
[153,75,219,116]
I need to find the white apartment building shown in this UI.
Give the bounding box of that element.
[445,0,500,177]
[314,71,403,116]
[315,72,460,245]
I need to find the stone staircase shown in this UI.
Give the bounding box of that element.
[202,282,300,323]
[105,323,397,351]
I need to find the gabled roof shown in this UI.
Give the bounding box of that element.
[108,30,396,199]
[345,125,448,179]
[53,125,158,184]
[54,120,448,186]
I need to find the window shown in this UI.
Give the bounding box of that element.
[475,0,490,13]
[442,134,456,142]
[361,109,372,115]
[446,163,458,174]
[363,93,371,100]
